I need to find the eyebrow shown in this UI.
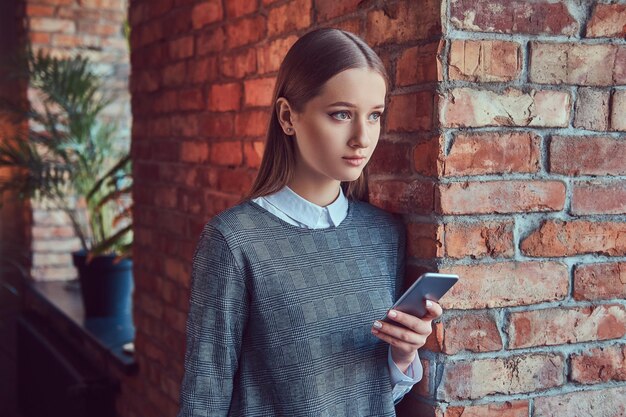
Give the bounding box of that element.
[327,101,385,109]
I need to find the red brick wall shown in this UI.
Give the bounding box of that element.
[127,1,625,416]
[23,0,130,281]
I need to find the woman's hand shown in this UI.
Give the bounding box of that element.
[371,300,443,372]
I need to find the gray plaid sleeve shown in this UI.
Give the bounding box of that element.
[177,223,248,417]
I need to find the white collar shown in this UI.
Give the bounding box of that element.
[262,185,349,228]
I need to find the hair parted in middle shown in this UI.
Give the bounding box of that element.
[243,28,389,203]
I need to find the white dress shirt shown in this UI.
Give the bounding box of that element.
[251,185,422,404]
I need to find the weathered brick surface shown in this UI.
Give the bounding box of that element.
[574,88,610,131]
[550,136,626,176]
[534,387,626,417]
[365,0,440,46]
[587,3,626,38]
[571,345,626,384]
[440,354,565,400]
[443,132,541,176]
[450,0,578,35]
[440,262,569,309]
[574,262,626,301]
[530,42,626,86]
[612,89,626,131]
[444,220,515,259]
[448,40,521,82]
[441,312,503,354]
[439,88,571,128]
[438,180,566,214]
[508,305,626,349]
[572,180,626,215]
[444,400,529,417]
[521,220,626,257]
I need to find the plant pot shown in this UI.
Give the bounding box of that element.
[72,250,133,318]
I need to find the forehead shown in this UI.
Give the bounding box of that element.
[311,68,387,108]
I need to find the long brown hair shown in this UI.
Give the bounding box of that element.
[243,28,389,203]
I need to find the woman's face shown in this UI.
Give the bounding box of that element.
[286,68,387,187]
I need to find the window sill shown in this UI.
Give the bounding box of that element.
[24,279,137,375]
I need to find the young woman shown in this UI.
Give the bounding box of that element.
[177,28,443,417]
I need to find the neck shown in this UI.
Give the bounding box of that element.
[287,177,341,207]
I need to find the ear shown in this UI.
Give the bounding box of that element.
[275,97,296,136]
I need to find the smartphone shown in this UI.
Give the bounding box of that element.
[381,272,459,324]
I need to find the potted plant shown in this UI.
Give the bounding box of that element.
[0,47,133,317]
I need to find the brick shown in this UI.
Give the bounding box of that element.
[256,36,298,74]
[396,42,440,86]
[32,226,75,239]
[152,91,178,113]
[26,4,56,17]
[80,0,125,9]
[235,110,269,137]
[508,305,626,349]
[365,0,440,46]
[29,17,76,33]
[267,0,311,37]
[413,358,430,397]
[574,262,626,301]
[440,354,564,400]
[530,42,626,86]
[444,220,514,259]
[450,0,578,35]
[440,261,568,310]
[171,114,199,137]
[210,141,243,166]
[225,0,258,18]
[573,88,610,131]
[192,0,223,29]
[32,252,73,266]
[534,387,626,417]
[387,92,434,132]
[449,40,521,82]
[444,132,541,177]
[163,8,193,36]
[208,83,242,111]
[587,3,626,38]
[31,266,77,280]
[29,32,51,44]
[410,137,441,177]
[178,88,204,111]
[225,15,266,48]
[549,136,626,176]
[77,22,120,37]
[196,27,225,55]
[51,34,84,48]
[180,141,209,163]
[199,112,235,138]
[136,20,165,48]
[438,180,565,215]
[188,56,218,84]
[406,222,444,259]
[243,141,265,169]
[444,400,529,417]
[368,140,412,175]
[243,77,275,107]
[441,312,502,354]
[611,89,626,131]
[315,0,362,21]
[217,169,256,194]
[440,88,571,128]
[571,345,626,384]
[368,179,435,215]
[169,35,194,60]
[572,180,626,215]
[521,220,626,257]
[162,62,186,87]
[221,49,257,79]
[32,238,81,252]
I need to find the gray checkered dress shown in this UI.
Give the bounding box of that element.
[177,199,406,417]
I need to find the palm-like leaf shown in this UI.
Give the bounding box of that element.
[0,47,133,262]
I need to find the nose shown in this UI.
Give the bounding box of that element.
[349,116,371,148]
